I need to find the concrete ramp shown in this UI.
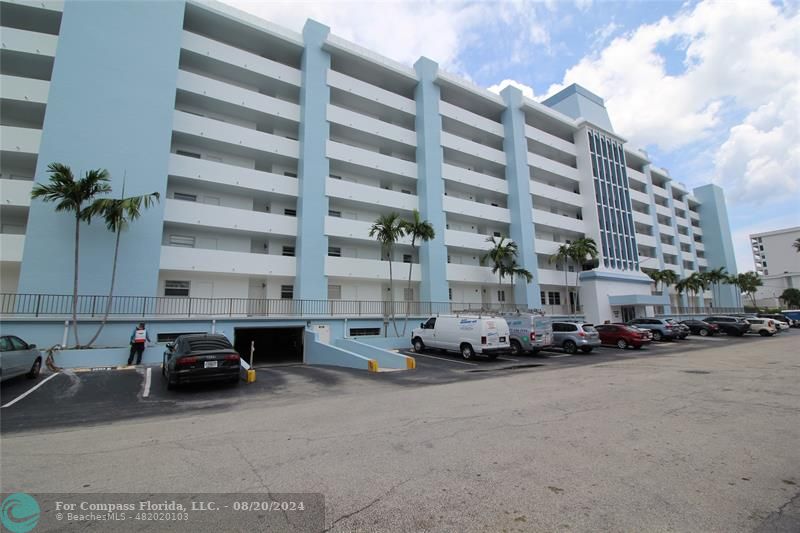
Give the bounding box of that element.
[334,338,415,370]
[304,329,378,372]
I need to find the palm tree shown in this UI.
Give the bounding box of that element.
[399,209,435,335]
[737,271,763,309]
[84,180,160,347]
[481,236,518,309]
[507,258,533,309]
[645,268,662,292]
[30,163,111,347]
[567,237,598,313]
[659,269,680,307]
[705,267,727,308]
[549,243,572,313]
[686,272,709,312]
[725,273,743,310]
[674,277,689,312]
[794,237,800,253]
[369,213,405,336]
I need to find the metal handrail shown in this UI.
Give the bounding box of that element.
[0,293,541,318]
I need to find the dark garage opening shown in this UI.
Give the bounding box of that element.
[234,327,304,366]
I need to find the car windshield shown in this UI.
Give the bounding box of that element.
[582,325,597,332]
[187,337,233,351]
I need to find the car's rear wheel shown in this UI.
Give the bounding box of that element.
[509,340,522,356]
[413,338,425,353]
[616,339,628,350]
[26,357,41,379]
[460,343,475,360]
[699,328,709,337]
[759,330,771,336]
[652,331,663,341]
[563,340,577,354]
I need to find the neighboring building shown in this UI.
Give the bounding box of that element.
[0,0,740,325]
[749,227,800,308]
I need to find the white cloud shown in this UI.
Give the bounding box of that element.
[220,0,491,71]
[487,79,536,100]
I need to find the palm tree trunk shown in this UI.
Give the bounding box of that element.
[72,214,81,347]
[402,239,416,336]
[86,229,121,347]
[388,247,399,337]
[564,260,570,315]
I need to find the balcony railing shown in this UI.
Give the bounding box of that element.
[1,293,543,319]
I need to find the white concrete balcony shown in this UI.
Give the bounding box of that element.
[689,210,700,220]
[445,230,494,251]
[0,234,24,263]
[655,204,672,218]
[181,31,301,87]
[176,70,300,122]
[679,233,692,245]
[0,27,58,57]
[697,257,708,267]
[439,101,504,137]
[652,184,669,201]
[441,163,507,195]
[534,238,561,256]
[0,178,33,207]
[326,140,417,179]
[0,126,41,154]
[537,268,577,287]
[629,188,650,205]
[532,208,585,233]
[325,216,412,245]
[0,75,49,105]
[327,104,416,147]
[163,199,297,237]
[661,243,678,256]
[694,240,705,251]
[168,154,298,197]
[447,263,498,284]
[443,196,510,224]
[528,153,579,182]
[327,70,415,115]
[326,256,420,281]
[524,124,576,157]
[627,168,647,186]
[326,178,417,212]
[159,246,296,277]
[172,111,299,159]
[441,132,506,166]
[530,182,581,206]
[636,233,657,247]
[632,210,652,225]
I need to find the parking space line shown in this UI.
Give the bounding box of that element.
[497,357,519,362]
[1,373,61,408]
[143,367,152,398]
[413,353,478,366]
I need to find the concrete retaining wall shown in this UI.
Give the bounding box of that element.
[304,328,375,371]
[334,338,412,370]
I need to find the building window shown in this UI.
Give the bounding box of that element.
[548,291,561,305]
[328,210,342,218]
[493,232,501,237]
[164,280,190,297]
[403,288,414,301]
[284,171,297,178]
[403,254,412,263]
[328,285,342,300]
[168,235,195,248]
[280,285,293,299]
[174,192,197,202]
[349,327,380,337]
[497,290,506,302]
[284,208,296,217]
[401,189,412,195]
[541,291,546,305]
[176,150,201,159]
[328,247,341,257]
[449,288,453,300]
[282,246,295,257]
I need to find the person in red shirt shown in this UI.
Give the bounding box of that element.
[127,322,151,366]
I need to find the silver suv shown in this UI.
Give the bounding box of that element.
[551,322,601,354]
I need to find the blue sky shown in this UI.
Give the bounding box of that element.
[224,0,799,273]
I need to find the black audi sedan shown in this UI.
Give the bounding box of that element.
[679,319,720,337]
[162,334,241,389]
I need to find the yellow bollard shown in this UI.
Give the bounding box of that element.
[406,357,416,370]
[246,369,256,383]
[367,359,379,372]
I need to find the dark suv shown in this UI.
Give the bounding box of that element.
[702,316,750,336]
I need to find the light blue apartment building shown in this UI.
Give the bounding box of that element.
[0,0,740,347]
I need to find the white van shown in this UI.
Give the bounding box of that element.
[501,312,553,355]
[411,315,510,360]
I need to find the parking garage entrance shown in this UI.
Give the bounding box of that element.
[234,327,304,366]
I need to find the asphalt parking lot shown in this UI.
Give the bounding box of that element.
[1,329,793,434]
